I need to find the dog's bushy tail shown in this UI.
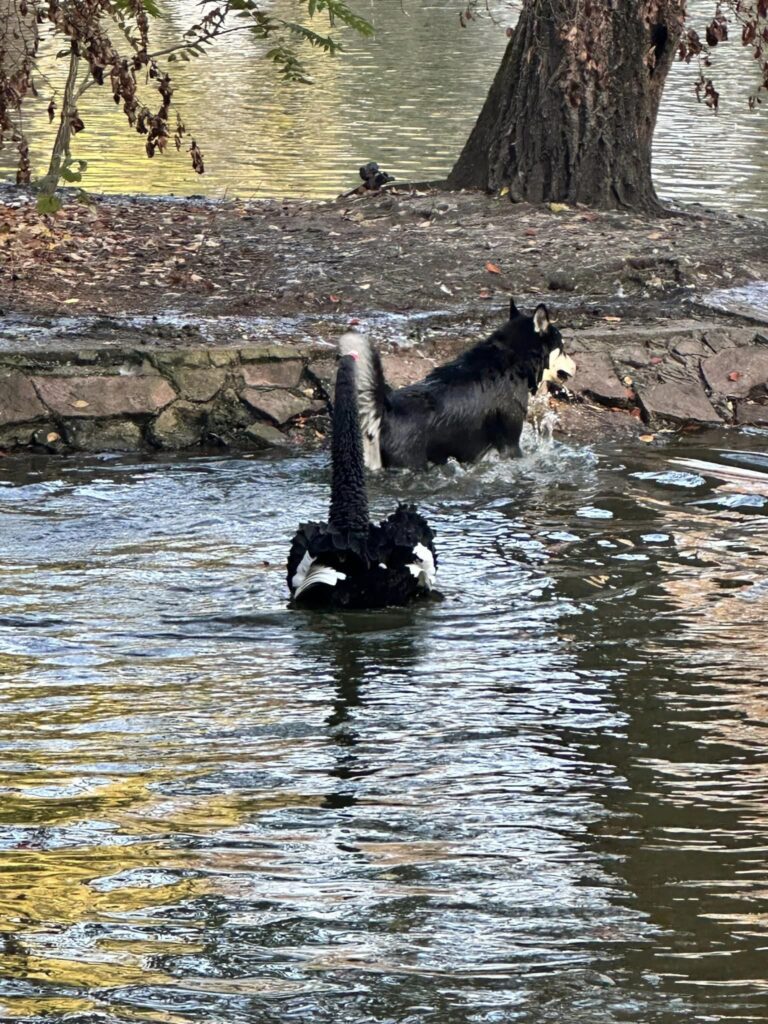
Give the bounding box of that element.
[337,333,388,470]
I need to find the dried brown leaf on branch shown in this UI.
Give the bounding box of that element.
[189,140,205,175]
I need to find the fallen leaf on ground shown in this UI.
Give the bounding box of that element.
[485,261,502,274]
[728,371,742,381]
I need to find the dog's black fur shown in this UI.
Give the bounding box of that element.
[340,299,573,471]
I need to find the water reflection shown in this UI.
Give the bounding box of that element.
[2,0,766,212]
[550,438,768,1021]
[1,432,768,1021]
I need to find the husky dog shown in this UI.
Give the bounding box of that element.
[338,299,575,471]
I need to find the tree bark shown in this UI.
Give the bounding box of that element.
[448,0,686,213]
[39,42,79,195]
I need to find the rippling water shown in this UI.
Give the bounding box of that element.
[2,0,767,211]
[2,426,768,1022]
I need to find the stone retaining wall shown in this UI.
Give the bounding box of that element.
[1,321,767,454]
[0,344,335,454]
[567,322,768,429]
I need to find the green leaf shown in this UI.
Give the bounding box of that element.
[114,0,162,17]
[283,22,342,54]
[60,166,82,182]
[302,0,373,37]
[264,43,314,83]
[37,194,62,215]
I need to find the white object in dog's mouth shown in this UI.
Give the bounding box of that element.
[542,348,576,385]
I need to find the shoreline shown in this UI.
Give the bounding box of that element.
[1,186,768,454]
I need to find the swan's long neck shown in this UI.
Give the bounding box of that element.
[328,354,369,533]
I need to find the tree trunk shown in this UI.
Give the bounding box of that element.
[39,42,80,195]
[448,0,686,213]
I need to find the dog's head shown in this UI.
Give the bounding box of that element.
[508,299,575,393]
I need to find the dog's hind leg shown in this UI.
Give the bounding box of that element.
[487,412,525,460]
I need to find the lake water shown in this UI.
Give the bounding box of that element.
[2,0,767,212]
[2,427,768,1023]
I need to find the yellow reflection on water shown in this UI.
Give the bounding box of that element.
[3,0,766,209]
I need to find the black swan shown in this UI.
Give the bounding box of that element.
[287,345,437,610]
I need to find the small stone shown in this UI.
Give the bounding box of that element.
[614,345,650,368]
[243,422,289,448]
[32,428,63,451]
[0,424,34,449]
[65,418,144,451]
[0,372,46,426]
[701,347,768,399]
[32,375,176,418]
[149,401,206,448]
[736,402,768,426]
[568,353,629,407]
[209,348,240,368]
[671,337,708,358]
[240,388,313,425]
[307,359,337,396]
[639,381,723,426]
[170,367,227,403]
[547,272,576,292]
[153,349,211,369]
[702,328,740,354]
[241,360,304,389]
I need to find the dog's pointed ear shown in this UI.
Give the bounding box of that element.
[533,304,550,335]
[509,297,520,319]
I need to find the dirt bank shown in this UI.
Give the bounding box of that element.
[1,185,768,454]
